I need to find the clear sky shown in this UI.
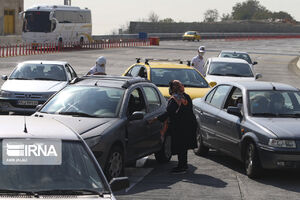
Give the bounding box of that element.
[24,0,300,35]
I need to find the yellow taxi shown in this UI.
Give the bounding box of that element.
[122,59,216,99]
[182,31,201,41]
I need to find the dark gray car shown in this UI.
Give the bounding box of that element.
[33,76,171,180]
[193,81,300,178]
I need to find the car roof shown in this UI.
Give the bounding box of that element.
[209,57,249,64]
[145,62,192,69]
[72,75,151,89]
[0,116,80,140]
[19,60,69,65]
[220,50,248,54]
[220,81,299,91]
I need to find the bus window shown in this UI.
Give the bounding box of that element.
[24,11,51,32]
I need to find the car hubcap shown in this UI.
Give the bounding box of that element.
[108,152,122,178]
[164,136,171,158]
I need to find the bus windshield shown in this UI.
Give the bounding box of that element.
[24,11,51,32]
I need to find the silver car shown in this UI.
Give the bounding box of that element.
[0,60,77,114]
[0,116,129,199]
[193,81,300,178]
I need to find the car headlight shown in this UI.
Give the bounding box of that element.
[268,139,296,148]
[0,90,12,98]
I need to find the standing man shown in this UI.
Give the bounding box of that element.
[191,46,206,76]
[87,56,107,75]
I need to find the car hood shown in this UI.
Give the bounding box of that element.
[39,114,118,138]
[250,117,300,139]
[158,87,210,99]
[205,75,255,84]
[1,80,67,92]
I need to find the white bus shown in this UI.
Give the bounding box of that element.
[20,5,92,44]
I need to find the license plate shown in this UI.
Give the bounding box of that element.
[17,100,39,106]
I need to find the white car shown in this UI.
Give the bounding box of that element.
[0,60,77,114]
[203,57,262,84]
[218,50,258,69]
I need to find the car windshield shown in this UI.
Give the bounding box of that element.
[150,68,209,88]
[208,62,254,77]
[40,85,124,118]
[220,52,252,64]
[186,31,196,35]
[249,90,300,117]
[23,11,51,33]
[9,63,66,81]
[0,140,107,193]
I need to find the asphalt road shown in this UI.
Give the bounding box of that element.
[0,39,300,200]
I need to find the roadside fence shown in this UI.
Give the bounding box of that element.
[0,39,150,58]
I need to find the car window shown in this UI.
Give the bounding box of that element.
[66,64,77,79]
[64,65,72,80]
[208,61,253,77]
[143,86,161,112]
[210,85,231,108]
[0,140,106,192]
[127,88,146,116]
[248,90,300,116]
[9,63,67,81]
[41,86,124,118]
[224,87,242,109]
[151,68,208,88]
[127,65,142,77]
[205,87,216,103]
[220,52,252,64]
[138,67,147,78]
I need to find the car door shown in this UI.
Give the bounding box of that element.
[200,85,232,149]
[141,85,163,152]
[216,86,243,158]
[125,87,149,161]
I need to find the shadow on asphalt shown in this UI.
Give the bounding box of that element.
[203,150,300,193]
[117,158,227,196]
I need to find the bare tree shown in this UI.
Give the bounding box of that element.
[203,9,219,22]
[148,11,159,23]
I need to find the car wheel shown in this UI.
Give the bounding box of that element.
[155,135,172,163]
[194,127,209,156]
[104,145,124,181]
[245,142,261,178]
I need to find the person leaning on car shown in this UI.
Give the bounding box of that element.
[149,80,198,174]
[191,46,206,76]
[87,56,107,75]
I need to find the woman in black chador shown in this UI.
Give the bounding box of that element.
[152,80,198,174]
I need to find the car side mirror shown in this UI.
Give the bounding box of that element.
[129,111,144,121]
[227,106,242,118]
[109,177,129,192]
[253,61,258,65]
[35,104,43,111]
[1,75,8,81]
[255,73,262,80]
[209,81,217,87]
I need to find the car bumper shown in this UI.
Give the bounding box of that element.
[0,98,46,113]
[258,145,300,169]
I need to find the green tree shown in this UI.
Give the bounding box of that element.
[159,18,175,23]
[221,13,232,21]
[231,0,269,20]
[271,11,295,22]
[203,9,219,22]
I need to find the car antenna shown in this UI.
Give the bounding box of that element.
[271,83,276,90]
[24,116,28,133]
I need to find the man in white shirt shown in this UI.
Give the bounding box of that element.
[87,56,107,75]
[191,46,206,76]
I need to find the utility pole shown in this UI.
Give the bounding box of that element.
[64,0,71,5]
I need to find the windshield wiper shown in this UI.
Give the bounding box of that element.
[35,189,107,196]
[10,78,32,80]
[58,111,97,118]
[208,73,225,76]
[276,113,300,118]
[0,189,36,196]
[33,78,62,81]
[252,113,278,117]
